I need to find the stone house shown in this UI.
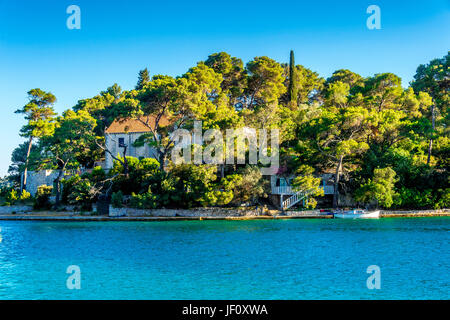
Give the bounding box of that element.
[104,115,170,169]
[24,116,170,195]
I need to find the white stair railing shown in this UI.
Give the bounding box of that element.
[271,186,294,195]
[282,189,314,210]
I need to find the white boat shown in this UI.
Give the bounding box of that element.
[333,209,380,219]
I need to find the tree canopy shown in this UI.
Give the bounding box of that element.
[7,51,449,210]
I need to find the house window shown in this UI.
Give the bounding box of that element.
[118,137,125,148]
[276,178,288,187]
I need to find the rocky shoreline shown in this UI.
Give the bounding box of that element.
[0,205,448,221]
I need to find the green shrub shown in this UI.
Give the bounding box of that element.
[2,189,32,206]
[435,188,450,209]
[129,191,158,209]
[62,175,97,210]
[226,166,268,206]
[355,167,398,209]
[4,188,18,206]
[122,164,268,209]
[168,163,219,208]
[394,187,434,209]
[61,175,81,204]
[19,190,31,201]
[67,178,93,210]
[34,185,53,210]
[111,191,124,208]
[110,156,161,195]
[200,190,234,207]
[90,166,106,182]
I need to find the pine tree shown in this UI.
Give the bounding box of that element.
[288,50,298,106]
[15,88,57,191]
[136,68,150,90]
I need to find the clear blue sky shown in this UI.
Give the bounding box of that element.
[0,0,449,176]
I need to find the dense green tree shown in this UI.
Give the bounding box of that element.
[243,56,286,109]
[8,51,449,211]
[411,52,449,164]
[132,75,190,170]
[101,83,122,100]
[39,110,97,207]
[110,156,160,195]
[360,73,403,112]
[225,166,268,206]
[15,88,57,191]
[204,52,246,105]
[136,68,150,90]
[355,167,398,208]
[411,52,449,114]
[8,142,40,185]
[324,81,350,108]
[281,56,325,107]
[299,106,372,207]
[326,69,364,90]
[291,165,324,208]
[73,86,120,131]
[291,65,324,104]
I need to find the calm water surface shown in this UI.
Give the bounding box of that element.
[0,218,448,299]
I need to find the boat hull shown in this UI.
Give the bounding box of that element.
[334,210,380,219]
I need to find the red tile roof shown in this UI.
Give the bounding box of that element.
[105,115,170,134]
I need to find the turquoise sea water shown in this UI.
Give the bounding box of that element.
[0,218,448,300]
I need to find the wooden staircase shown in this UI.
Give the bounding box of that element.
[282,189,313,210]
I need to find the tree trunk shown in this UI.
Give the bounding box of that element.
[427,139,433,165]
[333,155,344,209]
[427,105,435,165]
[21,136,33,193]
[54,169,64,209]
[159,150,168,172]
[122,145,128,175]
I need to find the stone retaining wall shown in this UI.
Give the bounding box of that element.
[284,210,320,216]
[109,206,449,218]
[381,208,449,216]
[26,170,60,197]
[109,206,264,217]
[0,205,79,214]
[0,205,33,214]
[2,205,447,218]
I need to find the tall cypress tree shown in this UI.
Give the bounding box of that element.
[136,68,150,90]
[288,50,298,105]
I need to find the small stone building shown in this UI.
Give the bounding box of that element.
[104,115,169,169]
[24,116,170,195]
